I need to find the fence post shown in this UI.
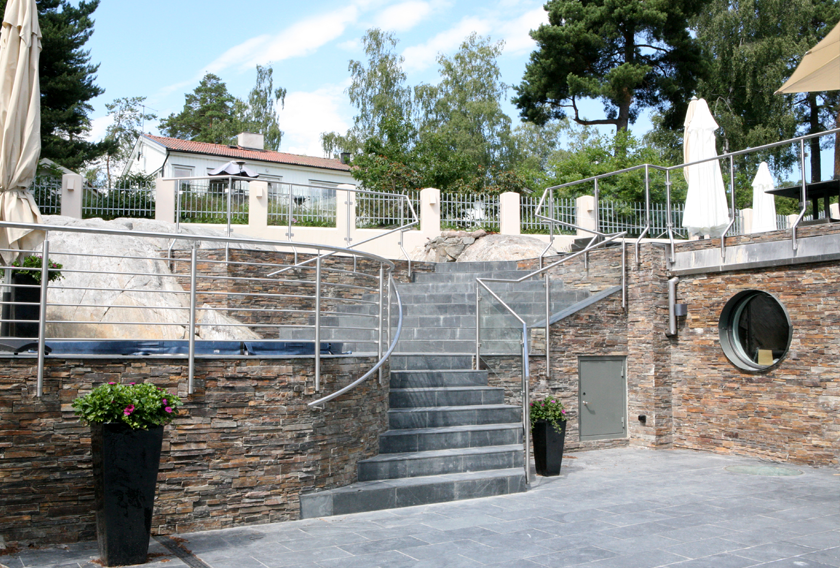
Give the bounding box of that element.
[576,195,597,237]
[336,184,356,247]
[419,187,441,239]
[499,192,521,235]
[60,173,83,219]
[155,179,176,224]
[741,208,753,234]
[249,180,268,231]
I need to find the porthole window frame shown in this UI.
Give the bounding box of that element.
[718,290,792,372]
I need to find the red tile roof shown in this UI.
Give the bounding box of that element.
[144,134,351,172]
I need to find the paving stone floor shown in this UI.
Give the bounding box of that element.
[4,447,838,568]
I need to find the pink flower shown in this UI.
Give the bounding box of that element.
[163,399,168,405]
[108,382,115,385]
[165,406,173,413]
[129,382,136,385]
[123,404,135,416]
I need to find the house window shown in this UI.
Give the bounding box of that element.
[718,290,792,371]
[172,166,193,178]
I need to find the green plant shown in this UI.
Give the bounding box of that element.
[11,255,63,283]
[530,396,566,433]
[72,382,183,430]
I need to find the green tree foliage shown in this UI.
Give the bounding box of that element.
[103,96,156,187]
[324,29,527,195]
[514,0,706,133]
[159,73,238,144]
[234,65,287,151]
[0,0,110,170]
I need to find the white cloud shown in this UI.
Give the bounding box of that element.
[374,1,433,32]
[278,83,351,157]
[402,17,492,72]
[499,7,546,55]
[86,115,112,143]
[206,6,359,74]
[337,38,360,52]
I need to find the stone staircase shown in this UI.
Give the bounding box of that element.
[299,260,600,518]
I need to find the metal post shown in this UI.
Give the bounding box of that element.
[665,170,675,265]
[387,272,392,351]
[226,176,233,264]
[36,238,49,397]
[475,289,481,370]
[721,156,735,259]
[621,237,627,310]
[544,272,551,382]
[521,331,532,485]
[175,180,182,233]
[345,187,352,246]
[315,254,321,392]
[188,245,197,395]
[287,183,294,241]
[377,264,384,385]
[636,165,651,267]
[794,139,807,251]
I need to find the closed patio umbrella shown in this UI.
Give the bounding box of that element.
[751,162,777,233]
[682,98,730,238]
[0,0,43,264]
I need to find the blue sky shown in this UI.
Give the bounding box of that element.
[84,0,623,157]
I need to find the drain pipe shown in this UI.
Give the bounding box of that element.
[666,277,679,337]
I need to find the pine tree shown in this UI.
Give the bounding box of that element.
[0,0,108,171]
[159,73,238,144]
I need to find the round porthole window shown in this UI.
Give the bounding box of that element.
[719,290,792,371]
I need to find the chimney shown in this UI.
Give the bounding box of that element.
[237,132,265,150]
[340,152,352,165]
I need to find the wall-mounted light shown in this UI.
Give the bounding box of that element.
[67,177,77,191]
[255,187,264,198]
[429,194,437,205]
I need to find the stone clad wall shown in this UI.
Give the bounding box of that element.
[670,262,840,465]
[0,355,386,545]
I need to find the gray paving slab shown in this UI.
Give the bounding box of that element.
[4,447,838,568]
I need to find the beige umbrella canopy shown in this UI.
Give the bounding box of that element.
[0,0,43,265]
[776,21,840,94]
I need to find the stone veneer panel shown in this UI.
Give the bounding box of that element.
[0,354,385,545]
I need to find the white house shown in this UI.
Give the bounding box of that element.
[123,132,356,201]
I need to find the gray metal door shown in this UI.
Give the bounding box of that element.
[578,356,626,441]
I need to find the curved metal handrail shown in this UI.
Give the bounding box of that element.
[308,274,403,408]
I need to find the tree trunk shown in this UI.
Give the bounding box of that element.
[809,93,821,183]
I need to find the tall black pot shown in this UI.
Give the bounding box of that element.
[532,419,567,476]
[91,423,164,567]
[0,273,41,338]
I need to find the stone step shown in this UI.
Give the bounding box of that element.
[389,404,520,429]
[390,354,474,370]
[390,369,487,388]
[358,444,523,481]
[413,270,534,283]
[399,280,550,294]
[395,339,475,353]
[379,424,522,453]
[389,386,504,408]
[401,327,476,341]
[433,260,525,273]
[299,468,526,519]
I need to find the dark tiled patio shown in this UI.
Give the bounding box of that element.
[5,447,838,568]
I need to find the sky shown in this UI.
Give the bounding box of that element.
[83,0,620,158]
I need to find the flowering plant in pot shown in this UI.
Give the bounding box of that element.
[72,383,182,567]
[11,254,63,283]
[529,396,567,477]
[2,255,64,337]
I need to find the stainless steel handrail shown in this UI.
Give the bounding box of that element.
[474,231,627,485]
[0,221,396,398]
[533,126,840,263]
[309,274,402,408]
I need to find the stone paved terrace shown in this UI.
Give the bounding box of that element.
[4,447,838,568]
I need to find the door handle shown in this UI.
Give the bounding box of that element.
[583,400,588,406]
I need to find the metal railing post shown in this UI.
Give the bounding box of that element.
[635,164,651,267]
[665,170,675,264]
[287,183,294,241]
[176,179,181,233]
[544,271,551,382]
[315,254,321,392]
[475,289,481,370]
[188,244,197,395]
[521,327,531,485]
[621,237,627,310]
[721,156,736,259]
[36,238,49,397]
[378,264,384,385]
[793,138,807,251]
[226,176,232,264]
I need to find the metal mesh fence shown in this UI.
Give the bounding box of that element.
[267,183,336,227]
[82,179,156,220]
[29,177,62,215]
[177,179,249,225]
[356,191,419,229]
[520,195,576,234]
[440,193,500,231]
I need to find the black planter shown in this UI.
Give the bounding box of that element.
[91,423,164,566]
[532,419,567,476]
[0,273,41,338]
